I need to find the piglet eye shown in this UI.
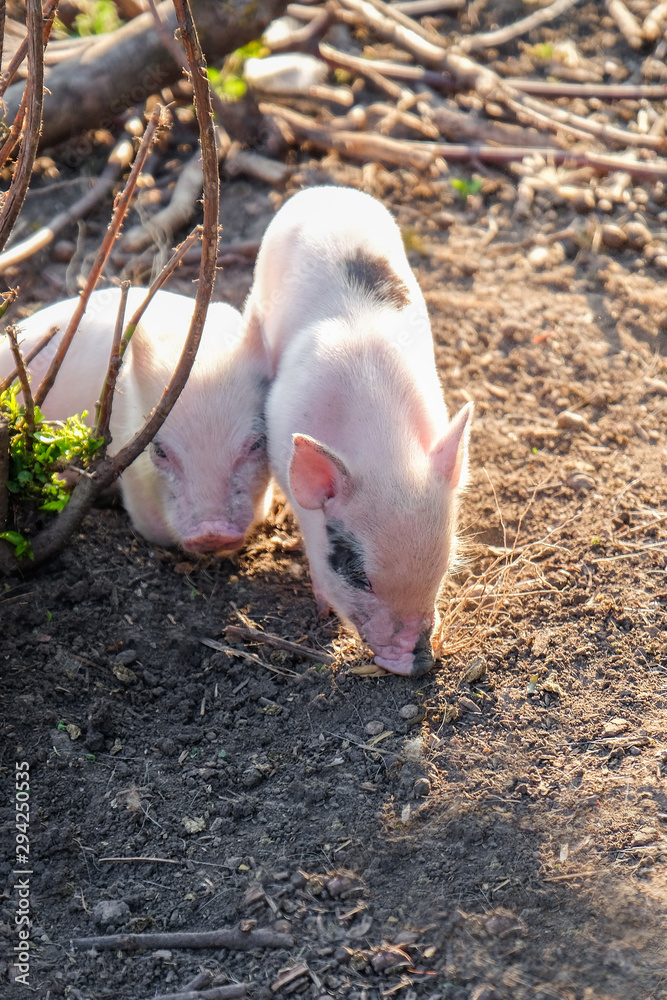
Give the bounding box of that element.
[250,434,266,453]
[152,442,167,459]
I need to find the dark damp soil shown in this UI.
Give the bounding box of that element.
[2,3,667,998]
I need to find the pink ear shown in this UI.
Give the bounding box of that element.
[289,435,350,510]
[431,402,473,488]
[127,321,156,377]
[242,309,273,377]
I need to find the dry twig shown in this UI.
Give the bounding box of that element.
[145,987,247,1000]
[71,928,294,951]
[606,0,643,49]
[225,623,336,664]
[0,0,48,254]
[5,325,35,438]
[0,137,135,273]
[95,281,130,446]
[460,0,580,53]
[0,325,60,395]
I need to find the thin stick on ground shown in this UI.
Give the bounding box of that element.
[34,105,163,410]
[261,103,667,179]
[70,927,294,951]
[5,325,35,439]
[200,637,300,677]
[0,136,135,273]
[224,624,336,664]
[0,325,60,395]
[460,0,581,53]
[95,282,130,446]
[144,987,247,1000]
[0,0,47,254]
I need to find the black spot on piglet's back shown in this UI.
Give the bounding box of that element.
[326,519,370,591]
[344,250,410,310]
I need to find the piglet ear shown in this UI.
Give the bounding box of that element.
[242,308,273,378]
[126,321,157,378]
[290,434,350,510]
[430,402,473,489]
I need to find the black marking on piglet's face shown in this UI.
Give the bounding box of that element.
[326,518,371,591]
[344,250,410,310]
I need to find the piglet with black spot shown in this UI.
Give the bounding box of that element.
[0,287,271,554]
[244,186,472,676]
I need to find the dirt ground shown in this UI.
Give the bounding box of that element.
[2,2,667,998]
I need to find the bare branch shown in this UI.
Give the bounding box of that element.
[0,415,8,530]
[95,281,131,447]
[0,0,49,253]
[6,324,35,438]
[0,325,59,395]
[34,107,163,410]
[118,225,202,360]
[0,0,58,97]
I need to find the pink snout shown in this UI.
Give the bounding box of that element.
[370,624,435,678]
[181,521,246,554]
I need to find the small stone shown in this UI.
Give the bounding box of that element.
[463,654,487,683]
[92,900,130,927]
[365,720,384,736]
[631,826,657,846]
[566,472,596,491]
[603,717,630,737]
[413,777,431,797]
[624,221,652,248]
[399,704,419,720]
[557,410,590,432]
[597,197,613,213]
[527,245,550,268]
[434,210,456,229]
[601,224,627,249]
[241,767,264,788]
[112,664,138,685]
[644,377,667,397]
[115,649,138,666]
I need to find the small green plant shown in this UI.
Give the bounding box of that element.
[527,42,554,62]
[0,530,33,560]
[208,38,270,103]
[591,536,601,547]
[450,177,484,201]
[207,67,247,102]
[1,384,104,509]
[73,0,122,37]
[0,381,105,560]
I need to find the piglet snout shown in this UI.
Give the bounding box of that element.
[372,625,435,677]
[181,521,247,554]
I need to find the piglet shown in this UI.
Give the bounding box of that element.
[244,186,472,676]
[0,287,271,553]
